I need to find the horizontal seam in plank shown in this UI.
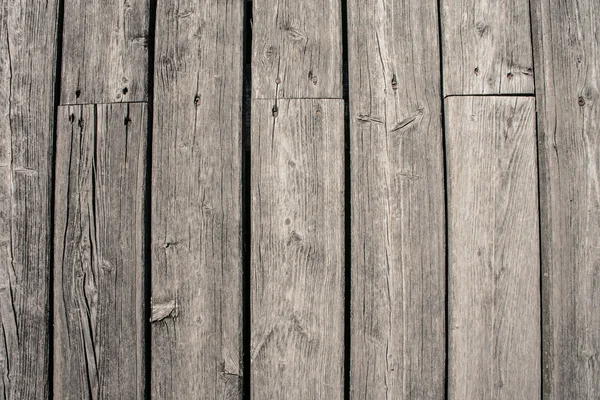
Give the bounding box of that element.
[444,93,536,98]
[58,100,150,106]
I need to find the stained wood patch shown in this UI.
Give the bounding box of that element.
[445,96,540,399]
[53,103,147,399]
[251,99,344,399]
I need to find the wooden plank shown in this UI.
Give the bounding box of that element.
[60,0,149,104]
[531,0,600,397]
[53,103,147,399]
[445,96,540,399]
[441,0,534,95]
[251,99,344,399]
[0,1,58,398]
[252,0,343,99]
[150,0,243,398]
[347,0,446,397]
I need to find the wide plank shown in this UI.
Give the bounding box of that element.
[347,0,446,397]
[53,103,147,399]
[446,96,540,399]
[531,0,600,397]
[60,0,149,104]
[251,99,344,399]
[150,0,243,398]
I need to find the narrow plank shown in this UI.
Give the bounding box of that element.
[441,0,534,95]
[60,0,149,104]
[0,1,58,398]
[446,96,540,399]
[531,0,600,397]
[251,99,344,399]
[252,0,343,99]
[151,0,243,398]
[54,103,147,399]
[347,0,446,397]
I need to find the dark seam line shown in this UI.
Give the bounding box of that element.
[59,100,150,106]
[444,93,536,98]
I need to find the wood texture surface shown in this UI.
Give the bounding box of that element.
[252,0,343,99]
[53,103,147,399]
[251,99,344,399]
[0,1,58,398]
[61,0,149,104]
[150,0,243,398]
[441,0,534,95]
[347,0,446,397]
[446,96,540,399]
[532,0,600,397]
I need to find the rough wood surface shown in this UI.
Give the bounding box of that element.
[446,96,540,399]
[532,0,600,397]
[252,0,343,99]
[251,99,344,399]
[61,0,149,104]
[53,103,147,399]
[441,0,534,95]
[150,0,243,398]
[347,0,446,397]
[0,1,57,398]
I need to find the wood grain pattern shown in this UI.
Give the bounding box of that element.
[53,103,147,399]
[150,0,243,398]
[0,1,58,398]
[446,96,540,399]
[251,99,344,399]
[252,0,343,99]
[531,0,600,397]
[61,0,149,104]
[347,0,446,397]
[441,0,534,95]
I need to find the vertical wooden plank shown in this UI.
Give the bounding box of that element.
[441,0,534,95]
[150,0,243,398]
[252,0,343,99]
[347,0,446,398]
[251,99,344,399]
[446,96,540,399]
[54,104,147,399]
[0,1,57,398]
[532,0,600,397]
[60,0,149,104]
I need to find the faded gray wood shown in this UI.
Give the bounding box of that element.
[151,0,243,398]
[53,103,147,399]
[446,96,540,399]
[61,0,149,104]
[347,0,446,397]
[531,0,600,397]
[252,0,343,99]
[251,99,344,399]
[441,0,534,95]
[0,1,58,398]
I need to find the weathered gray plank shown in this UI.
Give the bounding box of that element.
[53,103,147,399]
[531,0,600,397]
[251,99,344,399]
[252,0,343,99]
[0,1,58,398]
[446,96,540,399]
[151,0,243,398]
[347,0,446,397]
[441,0,534,95]
[60,0,149,104]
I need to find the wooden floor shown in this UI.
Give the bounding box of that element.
[1,0,598,398]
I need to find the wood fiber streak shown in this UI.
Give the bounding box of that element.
[252,0,343,99]
[531,0,600,397]
[0,1,58,398]
[251,99,344,399]
[441,0,534,95]
[151,0,243,398]
[446,96,540,399]
[61,0,149,104]
[347,0,446,398]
